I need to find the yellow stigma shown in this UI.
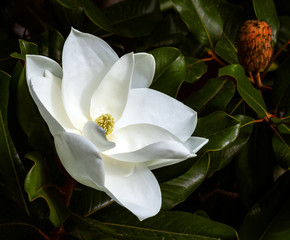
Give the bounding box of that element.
[95,113,115,135]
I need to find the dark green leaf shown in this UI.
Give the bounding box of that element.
[236,123,274,209]
[219,64,268,118]
[272,56,290,112]
[72,187,112,217]
[150,47,185,98]
[0,70,29,216]
[278,16,290,43]
[215,33,238,64]
[194,111,241,152]
[172,0,223,49]
[24,152,71,226]
[11,40,38,61]
[253,0,280,44]
[273,133,290,169]
[40,29,65,63]
[96,206,238,240]
[209,115,254,174]
[161,154,209,210]
[184,57,207,83]
[103,0,162,38]
[185,78,235,117]
[239,171,290,240]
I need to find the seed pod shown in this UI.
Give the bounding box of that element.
[237,20,273,72]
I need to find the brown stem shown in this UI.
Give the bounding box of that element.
[206,50,227,66]
[261,40,290,80]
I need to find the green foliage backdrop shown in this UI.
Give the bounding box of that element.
[0,0,289,239]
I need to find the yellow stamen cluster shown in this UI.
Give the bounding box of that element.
[95,113,115,135]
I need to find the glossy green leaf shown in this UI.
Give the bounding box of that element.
[253,0,280,44]
[273,133,290,169]
[161,154,210,210]
[57,0,116,33]
[272,56,290,112]
[239,171,290,240]
[40,29,65,63]
[0,71,29,216]
[184,57,207,83]
[95,206,238,240]
[219,64,268,118]
[215,33,238,64]
[150,47,185,98]
[10,40,38,61]
[278,16,290,43]
[236,123,274,209]
[209,115,254,174]
[172,0,223,49]
[194,111,240,152]
[24,152,71,226]
[72,187,112,217]
[103,0,162,38]
[185,78,235,117]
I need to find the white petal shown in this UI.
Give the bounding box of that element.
[105,124,179,155]
[54,132,105,190]
[103,158,161,220]
[29,80,65,136]
[29,72,76,133]
[83,121,115,152]
[131,53,155,88]
[62,28,119,130]
[90,52,134,121]
[185,137,209,154]
[26,55,63,82]
[115,88,197,142]
[107,140,191,163]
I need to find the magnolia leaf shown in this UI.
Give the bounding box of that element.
[209,115,254,174]
[94,205,238,240]
[150,47,185,98]
[11,40,38,60]
[215,33,238,64]
[219,64,268,118]
[0,70,29,216]
[239,171,290,240]
[253,0,280,44]
[172,0,223,49]
[185,78,235,117]
[24,152,71,226]
[278,16,290,43]
[161,154,210,210]
[194,111,240,152]
[184,57,207,84]
[236,123,274,210]
[272,133,290,169]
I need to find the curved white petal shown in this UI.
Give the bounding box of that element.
[106,124,179,155]
[90,52,134,121]
[54,132,105,190]
[115,88,197,142]
[83,121,115,152]
[185,137,209,154]
[131,53,155,88]
[29,72,76,133]
[107,140,192,163]
[103,157,161,220]
[26,55,63,82]
[62,28,119,130]
[29,80,65,136]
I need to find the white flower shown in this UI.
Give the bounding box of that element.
[25,28,208,220]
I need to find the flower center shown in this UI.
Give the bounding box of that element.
[95,113,115,135]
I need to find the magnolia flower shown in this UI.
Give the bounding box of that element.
[25,28,208,220]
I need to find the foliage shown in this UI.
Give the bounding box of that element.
[0,0,289,239]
